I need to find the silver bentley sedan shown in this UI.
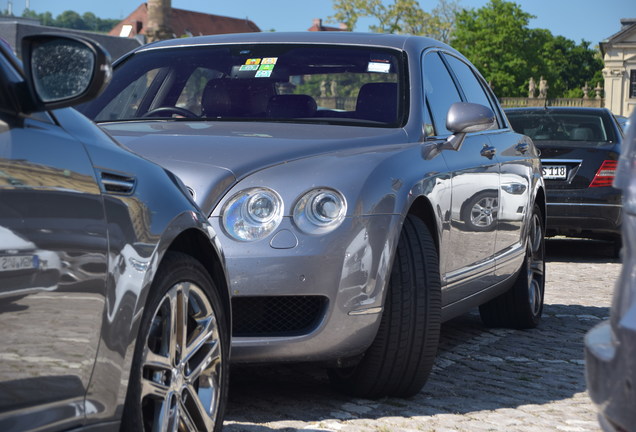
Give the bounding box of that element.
[80,32,546,399]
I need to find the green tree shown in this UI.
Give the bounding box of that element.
[329,0,460,43]
[451,0,602,98]
[54,10,85,29]
[451,0,533,96]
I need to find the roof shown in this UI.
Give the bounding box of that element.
[109,3,260,39]
[600,18,636,56]
[131,31,447,53]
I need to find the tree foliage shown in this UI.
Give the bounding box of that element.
[451,0,603,98]
[7,9,120,33]
[329,0,460,43]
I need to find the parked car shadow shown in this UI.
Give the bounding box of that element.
[546,237,620,263]
[225,302,608,428]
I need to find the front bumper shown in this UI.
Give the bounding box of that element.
[585,316,636,432]
[209,213,400,364]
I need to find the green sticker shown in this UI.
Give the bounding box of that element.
[239,64,260,71]
[259,64,275,71]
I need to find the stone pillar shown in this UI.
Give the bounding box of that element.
[146,0,173,42]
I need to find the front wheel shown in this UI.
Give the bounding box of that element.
[121,252,229,432]
[479,203,545,329]
[328,215,441,398]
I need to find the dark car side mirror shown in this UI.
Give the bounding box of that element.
[20,33,112,113]
[442,102,496,151]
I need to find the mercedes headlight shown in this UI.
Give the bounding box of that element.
[222,188,283,241]
[293,188,347,234]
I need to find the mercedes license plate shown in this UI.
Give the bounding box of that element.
[542,165,567,180]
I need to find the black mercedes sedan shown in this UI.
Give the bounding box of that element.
[506,107,624,254]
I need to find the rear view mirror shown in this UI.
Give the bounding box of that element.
[21,33,112,111]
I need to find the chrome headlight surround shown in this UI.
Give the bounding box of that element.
[221,187,283,241]
[293,188,347,235]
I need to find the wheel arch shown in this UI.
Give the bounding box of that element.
[166,228,231,328]
[406,195,440,254]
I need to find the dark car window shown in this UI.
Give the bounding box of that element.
[422,51,462,136]
[507,110,619,145]
[80,44,405,127]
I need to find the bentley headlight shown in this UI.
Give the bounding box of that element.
[293,188,347,234]
[222,188,283,241]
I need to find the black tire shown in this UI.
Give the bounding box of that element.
[328,215,441,398]
[479,203,545,329]
[461,191,498,232]
[121,251,229,432]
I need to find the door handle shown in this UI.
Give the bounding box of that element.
[480,144,496,159]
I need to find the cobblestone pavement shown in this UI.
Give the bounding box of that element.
[223,238,621,432]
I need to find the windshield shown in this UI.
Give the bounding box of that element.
[79,43,405,127]
[506,110,619,145]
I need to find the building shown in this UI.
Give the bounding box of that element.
[600,18,636,117]
[109,3,260,41]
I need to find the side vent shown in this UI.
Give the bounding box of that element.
[99,171,136,194]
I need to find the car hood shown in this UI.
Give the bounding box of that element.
[100,120,408,213]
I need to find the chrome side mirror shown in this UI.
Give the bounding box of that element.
[442,102,496,151]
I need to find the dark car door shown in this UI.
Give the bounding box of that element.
[441,53,531,282]
[422,50,499,306]
[0,49,108,430]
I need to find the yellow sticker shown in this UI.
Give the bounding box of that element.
[262,57,278,65]
[245,58,261,65]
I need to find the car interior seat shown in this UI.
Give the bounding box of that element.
[355,82,398,123]
[266,94,317,118]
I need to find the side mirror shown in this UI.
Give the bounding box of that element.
[21,33,112,112]
[442,102,496,151]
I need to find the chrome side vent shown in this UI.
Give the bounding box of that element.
[99,171,136,194]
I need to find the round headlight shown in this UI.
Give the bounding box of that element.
[222,188,283,241]
[294,188,347,234]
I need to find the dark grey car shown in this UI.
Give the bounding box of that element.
[81,32,546,398]
[0,35,230,431]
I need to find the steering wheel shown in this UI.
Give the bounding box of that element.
[142,106,198,118]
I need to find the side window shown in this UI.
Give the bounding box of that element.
[422,51,462,136]
[443,53,504,128]
[94,68,161,121]
[443,54,493,109]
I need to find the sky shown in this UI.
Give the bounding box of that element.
[5,0,635,46]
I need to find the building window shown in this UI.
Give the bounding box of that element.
[631,70,636,98]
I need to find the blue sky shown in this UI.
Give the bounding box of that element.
[7,0,634,46]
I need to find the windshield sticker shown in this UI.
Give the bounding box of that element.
[368,62,391,73]
[259,64,275,71]
[262,57,278,65]
[239,64,260,71]
[245,58,261,65]
[255,70,273,78]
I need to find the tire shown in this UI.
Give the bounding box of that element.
[479,203,545,329]
[121,251,229,432]
[461,191,498,232]
[328,215,441,398]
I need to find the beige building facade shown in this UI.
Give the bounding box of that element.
[601,18,636,117]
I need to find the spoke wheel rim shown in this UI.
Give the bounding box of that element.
[470,196,498,228]
[526,212,545,317]
[140,282,223,432]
